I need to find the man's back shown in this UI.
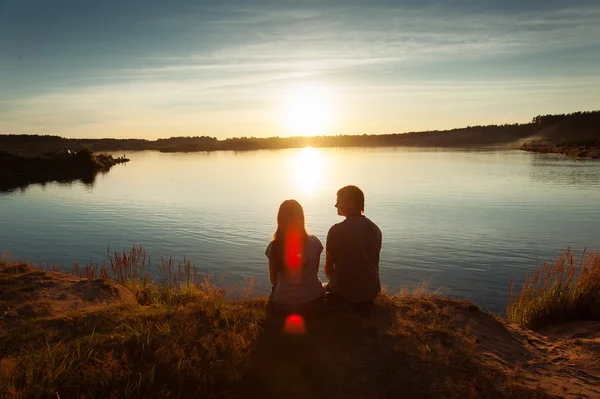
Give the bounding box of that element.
[326,215,382,303]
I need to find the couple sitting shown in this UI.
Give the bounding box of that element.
[265,185,382,315]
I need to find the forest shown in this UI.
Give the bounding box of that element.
[1,110,598,154]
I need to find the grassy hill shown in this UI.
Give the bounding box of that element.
[1,247,599,398]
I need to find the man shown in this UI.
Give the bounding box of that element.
[324,185,382,308]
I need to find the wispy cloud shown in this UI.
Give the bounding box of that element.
[1,2,599,137]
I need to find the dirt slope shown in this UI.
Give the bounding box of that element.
[0,264,137,324]
[0,263,598,398]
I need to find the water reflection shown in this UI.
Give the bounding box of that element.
[530,155,600,188]
[0,170,100,194]
[287,147,327,196]
[1,148,599,314]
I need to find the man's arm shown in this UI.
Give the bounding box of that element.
[268,258,278,286]
[324,251,336,280]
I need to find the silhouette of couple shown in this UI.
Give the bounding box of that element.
[265,185,382,315]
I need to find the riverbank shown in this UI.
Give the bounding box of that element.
[519,111,600,160]
[1,248,599,398]
[0,149,129,192]
[521,141,600,160]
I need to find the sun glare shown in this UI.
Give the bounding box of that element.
[288,147,326,196]
[282,85,334,136]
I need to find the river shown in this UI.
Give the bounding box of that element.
[1,147,599,313]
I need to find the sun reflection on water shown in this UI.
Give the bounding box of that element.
[288,147,326,196]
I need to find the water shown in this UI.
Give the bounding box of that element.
[1,148,599,314]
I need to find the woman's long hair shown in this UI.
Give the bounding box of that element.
[271,200,309,273]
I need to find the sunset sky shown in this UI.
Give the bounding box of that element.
[1,0,599,139]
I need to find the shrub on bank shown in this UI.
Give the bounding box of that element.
[507,247,600,329]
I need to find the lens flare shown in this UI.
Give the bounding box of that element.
[284,314,306,334]
[285,229,302,270]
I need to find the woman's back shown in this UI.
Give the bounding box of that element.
[266,235,324,304]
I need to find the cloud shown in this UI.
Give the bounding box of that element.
[99,3,600,90]
[1,2,600,137]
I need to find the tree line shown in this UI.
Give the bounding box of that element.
[1,110,598,154]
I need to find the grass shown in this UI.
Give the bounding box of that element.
[46,245,226,308]
[0,246,556,399]
[507,247,600,329]
[4,245,600,397]
[0,250,260,398]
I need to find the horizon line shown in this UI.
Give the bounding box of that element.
[2,108,599,142]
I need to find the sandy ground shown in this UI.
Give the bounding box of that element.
[1,264,599,398]
[0,265,137,325]
[452,304,600,398]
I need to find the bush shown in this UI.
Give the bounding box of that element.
[507,248,600,329]
[76,148,94,160]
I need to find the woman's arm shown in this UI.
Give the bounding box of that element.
[324,251,336,280]
[315,256,321,273]
[268,258,278,286]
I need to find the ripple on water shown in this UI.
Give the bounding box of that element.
[1,148,599,314]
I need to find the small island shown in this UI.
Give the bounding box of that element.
[0,149,129,192]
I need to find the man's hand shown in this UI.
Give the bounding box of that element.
[324,251,336,280]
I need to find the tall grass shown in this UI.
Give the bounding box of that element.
[507,247,600,329]
[0,252,261,398]
[46,245,224,307]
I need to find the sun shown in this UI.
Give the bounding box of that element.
[281,85,334,136]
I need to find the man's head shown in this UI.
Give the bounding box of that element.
[335,185,364,217]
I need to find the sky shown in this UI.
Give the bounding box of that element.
[1,0,600,139]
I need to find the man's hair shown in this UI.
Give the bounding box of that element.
[337,185,365,213]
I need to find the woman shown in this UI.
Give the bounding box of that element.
[265,199,324,314]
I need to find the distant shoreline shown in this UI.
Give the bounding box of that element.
[521,142,600,160]
[1,110,598,159]
[1,123,537,154]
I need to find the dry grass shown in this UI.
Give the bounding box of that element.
[0,248,552,399]
[44,245,222,308]
[507,247,600,329]
[0,252,261,398]
[7,246,600,398]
